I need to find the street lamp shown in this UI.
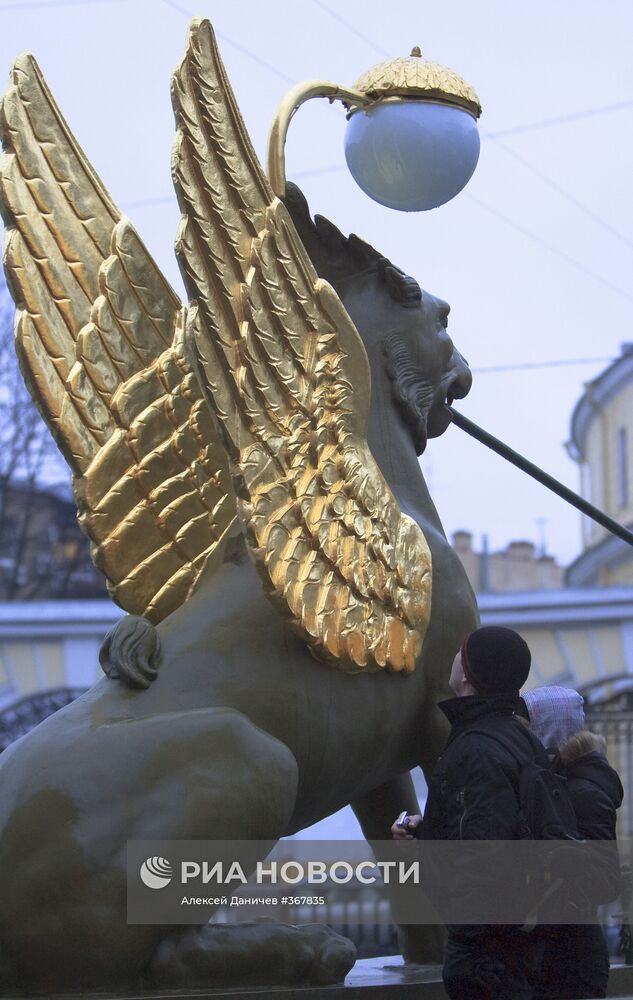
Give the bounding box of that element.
[267,47,482,212]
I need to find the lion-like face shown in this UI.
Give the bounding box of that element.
[382,286,472,454]
[281,185,472,455]
[338,265,472,456]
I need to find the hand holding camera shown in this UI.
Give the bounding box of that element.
[391,810,422,840]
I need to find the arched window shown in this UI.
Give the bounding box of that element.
[618,427,629,508]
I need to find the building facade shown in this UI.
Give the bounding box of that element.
[567,345,633,586]
[452,530,564,593]
[0,600,120,749]
[0,482,107,601]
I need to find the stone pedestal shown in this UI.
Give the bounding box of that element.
[7,958,633,1000]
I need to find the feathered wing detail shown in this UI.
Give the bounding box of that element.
[172,19,432,672]
[0,54,236,622]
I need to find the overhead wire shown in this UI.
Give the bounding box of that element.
[472,357,615,374]
[486,101,633,139]
[287,12,633,306]
[2,0,625,548]
[293,132,633,262]
[308,0,391,59]
[296,8,633,303]
[483,133,633,253]
[0,0,132,9]
[119,165,633,310]
[288,162,633,306]
[464,192,633,304]
[159,0,296,84]
[50,0,632,311]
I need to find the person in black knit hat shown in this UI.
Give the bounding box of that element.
[460,625,532,694]
[392,625,544,1000]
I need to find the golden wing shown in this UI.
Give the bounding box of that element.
[0,54,236,623]
[172,19,432,672]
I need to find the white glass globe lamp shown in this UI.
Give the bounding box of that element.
[266,47,481,214]
[344,48,481,212]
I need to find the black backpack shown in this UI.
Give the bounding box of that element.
[462,726,594,926]
[462,726,580,841]
[513,748,580,841]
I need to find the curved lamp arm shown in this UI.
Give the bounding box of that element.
[266,80,371,198]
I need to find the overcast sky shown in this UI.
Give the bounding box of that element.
[1,0,632,567]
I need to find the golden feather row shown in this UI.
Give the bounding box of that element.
[0,53,236,624]
[173,19,432,671]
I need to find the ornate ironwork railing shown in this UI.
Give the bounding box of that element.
[0,686,86,751]
[582,674,633,841]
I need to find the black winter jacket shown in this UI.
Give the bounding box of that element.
[556,733,623,906]
[564,746,623,840]
[418,693,545,842]
[413,693,548,927]
[535,734,623,1000]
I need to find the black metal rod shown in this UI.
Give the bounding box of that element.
[448,406,633,549]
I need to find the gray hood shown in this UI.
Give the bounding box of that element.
[522,685,585,749]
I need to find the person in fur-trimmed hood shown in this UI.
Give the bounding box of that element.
[519,686,624,1000]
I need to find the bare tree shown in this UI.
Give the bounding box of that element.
[0,272,104,599]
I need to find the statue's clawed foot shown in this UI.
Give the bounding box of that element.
[146,921,356,989]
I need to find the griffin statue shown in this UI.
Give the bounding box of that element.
[0,18,477,994]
